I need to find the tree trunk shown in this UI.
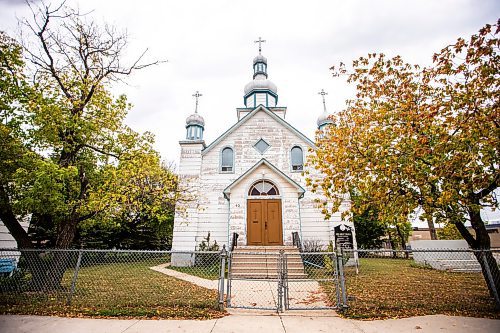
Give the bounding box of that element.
[41,218,80,289]
[21,218,80,291]
[453,206,500,306]
[468,209,500,304]
[395,224,409,259]
[388,232,397,258]
[426,215,438,240]
[0,185,33,249]
[474,250,500,309]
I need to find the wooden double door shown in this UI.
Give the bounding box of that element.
[247,199,283,246]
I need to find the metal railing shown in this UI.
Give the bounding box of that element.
[230,233,239,252]
[291,232,303,252]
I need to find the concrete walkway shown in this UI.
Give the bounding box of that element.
[150,264,219,290]
[1,314,499,333]
[150,264,331,309]
[228,280,331,309]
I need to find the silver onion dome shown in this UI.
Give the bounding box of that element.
[317,110,333,128]
[253,54,267,64]
[186,112,205,127]
[244,79,278,95]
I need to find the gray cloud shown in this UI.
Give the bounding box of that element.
[1,0,498,164]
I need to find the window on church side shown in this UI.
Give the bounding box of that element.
[249,180,279,196]
[291,146,303,171]
[221,147,234,172]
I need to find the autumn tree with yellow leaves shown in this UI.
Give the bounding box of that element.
[308,21,499,299]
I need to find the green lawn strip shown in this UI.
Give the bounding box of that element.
[327,258,498,319]
[169,264,221,280]
[0,261,225,319]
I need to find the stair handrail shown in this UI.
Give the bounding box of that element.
[230,232,239,252]
[292,231,303,252]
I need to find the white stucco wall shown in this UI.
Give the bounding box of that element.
[171,107,353,256]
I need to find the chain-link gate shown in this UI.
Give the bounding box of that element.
[226,248,346,312]
[283,251,345,310]
[226,250,282,310]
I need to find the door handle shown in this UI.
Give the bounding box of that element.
[265,221,268,229]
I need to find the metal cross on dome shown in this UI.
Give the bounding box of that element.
[192,91,202,113]
[254,37,266,54]
[318,89,328,112]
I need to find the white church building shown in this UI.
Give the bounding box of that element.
[171,44,354,264]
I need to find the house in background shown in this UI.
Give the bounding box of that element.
[0,218,29,249]
[409,205,500,247]
[170,45,355,265]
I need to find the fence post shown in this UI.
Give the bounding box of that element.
[283,253,289,310]
[226,250,232,307]
[277,249,284,313]
[480,250,500,310]
[218,245,227,310]
[332,252,341,307]
[66,250,83,305]
[336,247,347,309]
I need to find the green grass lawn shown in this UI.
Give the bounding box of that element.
[169,264,221,280]
[329,258,499,319]
[0,260,224,319]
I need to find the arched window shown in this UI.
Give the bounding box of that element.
[249,180,279,196]
[221,147,234,172]
[291,146,303,171]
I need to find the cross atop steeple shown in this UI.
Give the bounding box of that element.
[192,91,202,113]
[318,89,328,112]
[254,37,266,54]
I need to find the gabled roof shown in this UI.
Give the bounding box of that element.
[223,158,305,199]
[202,105,315,155]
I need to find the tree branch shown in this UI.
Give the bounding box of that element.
[82,144,119,159]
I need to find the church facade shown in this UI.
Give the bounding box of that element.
[171,47,355,265]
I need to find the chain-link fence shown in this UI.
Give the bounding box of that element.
[284,251,343,310]
[339,249,500,319]
[226,249,343,311]
[1,247,498,318]
[227,251,281,310]
[0,249,222,318]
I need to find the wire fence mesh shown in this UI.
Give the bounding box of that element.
[227,251,281,310]
[226,250,342,311]
[0,247,498,318]
[285,252,341,310]
[340,249,500,319]
[0,249,222,319]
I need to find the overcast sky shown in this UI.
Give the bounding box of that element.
[1,0,499,170]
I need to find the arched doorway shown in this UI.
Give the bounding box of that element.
[247,180,283,246]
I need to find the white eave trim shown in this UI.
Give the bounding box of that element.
[202,105,315,155]
[223,158,305,199]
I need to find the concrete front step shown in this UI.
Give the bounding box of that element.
[233,246,299,251]
[231,266,306,273]
[230,256,303,263]
[230,246,307,279]
[231,262,304,268]
[231,273,309,279]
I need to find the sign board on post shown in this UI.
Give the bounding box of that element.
[334,224,353,250]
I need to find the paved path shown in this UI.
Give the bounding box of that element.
[151,265,331,309]
[1,314,499,333]
[228,280,331,309]
[150,264,219,290]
